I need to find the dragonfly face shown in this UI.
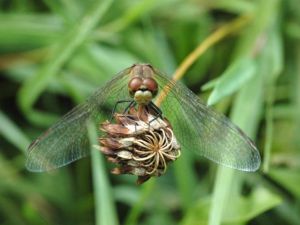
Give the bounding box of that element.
[128,64,158,105]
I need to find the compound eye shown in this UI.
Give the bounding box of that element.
[128,77,143,92]
[143,78,158,93]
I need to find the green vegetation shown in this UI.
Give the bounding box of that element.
[0,0,299,224]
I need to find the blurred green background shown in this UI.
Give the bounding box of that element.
[1,0,300,224]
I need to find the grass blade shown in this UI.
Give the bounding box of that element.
[208,0,278,224]
[124,180,155,225]
[18,0,114,124]
[88,122,119,225]
[207,57,256,105]
[0,111,30,152]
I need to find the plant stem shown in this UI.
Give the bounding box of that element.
[88,123,119,225]
[156,14,251,106]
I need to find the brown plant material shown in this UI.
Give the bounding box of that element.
[97,107,181,184]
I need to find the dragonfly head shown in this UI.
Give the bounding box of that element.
[128,76,158,105]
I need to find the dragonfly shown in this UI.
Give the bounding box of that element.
[26,63,261,172]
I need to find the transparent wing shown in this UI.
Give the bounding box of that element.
[153,70,261,171]
[26,67,132,172]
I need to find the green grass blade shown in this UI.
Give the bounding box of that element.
[208,167,234,225]
[88,123,119,225]
[104,0,160,32]
[263,22,283,172]
[173,152,197,210]
[0,111,30,152]
[17,0,114,124]
[124,180,155,225]
[42,0,82,23]
[207,57,256,105]
[223,186,281,223]
[269,168,300,199]
[209,69,264,225]
[0,14,63,50]
[208,1,278,224]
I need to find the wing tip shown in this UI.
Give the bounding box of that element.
[25,152,90,173]
[206,147,261,172]
[25,159,46,172]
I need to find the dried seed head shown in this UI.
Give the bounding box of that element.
[97,107,181,184]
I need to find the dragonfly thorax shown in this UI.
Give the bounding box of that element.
[128,76,158,105]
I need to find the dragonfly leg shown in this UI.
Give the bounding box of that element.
[110,100,134,121]
[148,101,163,127]
[123,101,137,114]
